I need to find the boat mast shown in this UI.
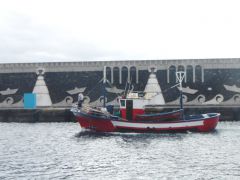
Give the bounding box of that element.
[103,66,107,107]
[176,71,185,118]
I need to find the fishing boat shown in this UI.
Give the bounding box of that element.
[71,68,220,133]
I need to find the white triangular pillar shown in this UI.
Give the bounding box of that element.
[144,68,165,105]
[33,69,52,107]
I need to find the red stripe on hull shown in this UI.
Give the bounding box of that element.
[114,117,219,132]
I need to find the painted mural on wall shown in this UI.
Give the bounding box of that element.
[0,65,240,108]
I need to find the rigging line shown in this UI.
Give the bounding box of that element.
[105,79,125,96]
[163,83,180,92]
[124,80,128,96]
[162,83,180,93]
[150,83,180,98]
[85,78,103,96]
[106,79,113,88]
[125,75,132,95]
[128,76,133,94]
[155,83,180,94]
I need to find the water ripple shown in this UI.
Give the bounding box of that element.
[0,122,240,179]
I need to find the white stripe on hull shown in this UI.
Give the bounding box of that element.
[112,120,204,129]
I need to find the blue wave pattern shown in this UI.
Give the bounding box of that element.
[0,122,240,179]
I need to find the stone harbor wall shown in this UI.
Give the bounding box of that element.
[0,106,239,122]
[0,109,75,122]
[0,58,240,109]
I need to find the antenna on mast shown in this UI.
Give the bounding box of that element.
[176,71,186,119]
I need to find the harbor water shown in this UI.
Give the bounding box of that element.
[0,122,240,179]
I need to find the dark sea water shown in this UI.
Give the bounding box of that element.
[0,122,240,180]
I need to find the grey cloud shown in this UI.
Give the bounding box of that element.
[0,13,125,63]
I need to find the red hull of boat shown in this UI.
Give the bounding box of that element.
[77,116,116,132]
[76,113,220,133]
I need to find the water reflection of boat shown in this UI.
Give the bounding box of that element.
[71,69,220,133]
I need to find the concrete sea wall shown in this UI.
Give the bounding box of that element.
[0,58,240,121]
[0,108,75,123]
[0,106,239,122]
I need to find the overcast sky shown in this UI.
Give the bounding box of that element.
[0,0,240,63]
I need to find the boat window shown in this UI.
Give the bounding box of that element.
[120,100,125,107]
